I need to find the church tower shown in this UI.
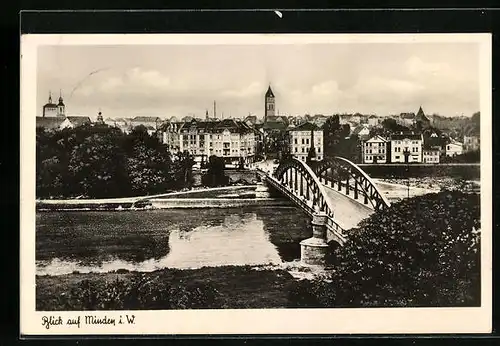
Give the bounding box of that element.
[57,90,66,117]
[96,110,104,125]
[264,85,275,123]
[42,91,58,117]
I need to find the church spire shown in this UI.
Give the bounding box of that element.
[58,89,64,104]
[48,91,52,104]
[265,85,275,98]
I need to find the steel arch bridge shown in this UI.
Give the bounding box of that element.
[264,157,390,245]
[310,157,391,212]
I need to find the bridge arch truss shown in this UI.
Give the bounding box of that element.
[311,156,391,212]
[267,158,346,244]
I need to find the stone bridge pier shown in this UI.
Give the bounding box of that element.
[300,212,329,266]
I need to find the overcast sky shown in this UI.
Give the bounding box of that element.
[37,43,480,120]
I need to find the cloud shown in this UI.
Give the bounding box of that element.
[38,44,480,119]
[405,56,450,78]
[221,82,263,98]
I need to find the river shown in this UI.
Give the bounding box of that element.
[36,206,314,276]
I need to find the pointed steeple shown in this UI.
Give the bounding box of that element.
[417,105,425,117]
[58,90,65,105]
[265,85,275,98]
[48,91,53,104]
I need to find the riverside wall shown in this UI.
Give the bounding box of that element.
[358,163,480,180]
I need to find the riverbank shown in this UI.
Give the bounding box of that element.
[375,177,480,193]
[36,185,286,211]
[36,265,297,310]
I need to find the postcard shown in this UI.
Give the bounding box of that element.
[20,33,492,336]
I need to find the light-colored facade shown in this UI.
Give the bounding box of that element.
[446,141,463,157]
[130,116,162,130]
[352,124,370,137]
[390,134,423,163]
[179,119,256,166]
[423,149,440,164]
[463,135,480,152]
[42,92,66,118]
[59,116,92,130]
[289,122,323,162]
[160,122,183,155]
[362,135,388,163]
[367,115,378,127]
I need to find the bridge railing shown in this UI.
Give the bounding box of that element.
[265,173,347,245]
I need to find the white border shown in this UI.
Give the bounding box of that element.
[20,33,492,335]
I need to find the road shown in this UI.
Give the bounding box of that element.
[322,185,374,230]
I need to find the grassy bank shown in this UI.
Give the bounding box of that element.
[36,266,295,310]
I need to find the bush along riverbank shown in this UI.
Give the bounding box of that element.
[36,190,481,310]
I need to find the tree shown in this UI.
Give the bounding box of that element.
[126,142,174,195]
[381,118,410,133]
[306,146,317,165]
[68,131,129,198]
[201,155,229,187]
[289,191,481,308]
[36,124,187,199]
[173,151,195,189]
[323,115,341,157]
[335,134,361,163]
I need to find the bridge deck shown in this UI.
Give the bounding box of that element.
[322,184,374,230]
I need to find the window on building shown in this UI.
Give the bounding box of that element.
[395,155,400,159]
[295,147,297,153]
[306,139,309,145]
[294,138,297,144]
[301,138,305,145]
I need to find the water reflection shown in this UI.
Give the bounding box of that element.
[36,207,311,276]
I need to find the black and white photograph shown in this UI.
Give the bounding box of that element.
[20,33,492,335]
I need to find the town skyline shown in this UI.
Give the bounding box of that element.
[37,42,480,120]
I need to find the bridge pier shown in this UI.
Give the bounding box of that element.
[300,212,329,266]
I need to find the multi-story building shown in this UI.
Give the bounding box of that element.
[367,115,379,127]
[422,148,440,164]
[390,133,423,163]
[289,122,324,162]
[352,124,371,141]
[445,141,464,157]
[159,121,183,155]
[130,116,162,130]
[463,135,480,152]
[397,112,415,127]
[179,119,256,166]
[362,135,388,163]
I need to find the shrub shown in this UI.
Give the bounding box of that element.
[288,190,481,308]
[55,274,221,310]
